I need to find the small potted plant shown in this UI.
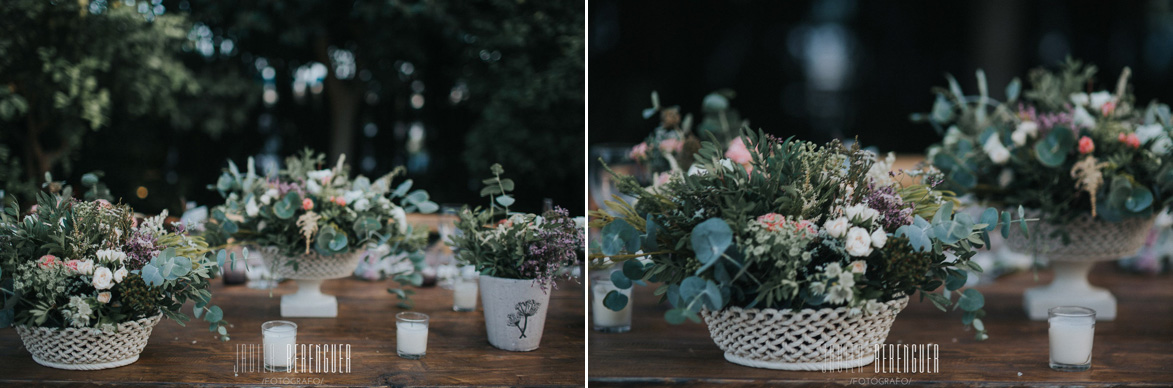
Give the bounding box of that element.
[0,176,234,370]
[592,130,1029,370]
[917,58,1173,320]
[450,164,583,351]
[205,149,436,317]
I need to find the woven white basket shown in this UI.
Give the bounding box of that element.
[701,297,908,370]
[260,247,363,280]
[1005,211,1154,262]
[15,314,163,370]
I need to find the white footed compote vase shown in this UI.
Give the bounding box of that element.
[1005,211,1153,320]
[701,297,909,370]
[15,314,163,370]
[261,247,364,318]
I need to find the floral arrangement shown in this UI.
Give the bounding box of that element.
[918,58,1173,226]
[204,149,436,284]
[0,183,233,340]
[627,91,748,186]
[449,164,584,290]
[592,130,1032,339]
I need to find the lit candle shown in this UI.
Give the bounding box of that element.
[453,279,478,312]
[262,320,297,372]
[591,279,632,332]
[396,312,429,359]
[1048,306,1095,371]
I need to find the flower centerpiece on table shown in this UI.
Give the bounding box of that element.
[0,178,235,369]
[916,58,1173,320]
[449,163,583,351]
[591,129,1030,370]
[204,149,436,315]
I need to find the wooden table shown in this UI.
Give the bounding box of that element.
[0,277,585,387]
[588,263,1173,386]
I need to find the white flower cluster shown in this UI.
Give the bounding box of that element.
[822,203,888,257]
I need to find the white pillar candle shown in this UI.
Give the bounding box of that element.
[1049,318,1094,365]
[453,280,478,311]
[396,312,429,359]
[262,321,297,371]
[591,281,632,331]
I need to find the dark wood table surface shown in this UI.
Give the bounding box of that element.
[0,277,585,387]
[588,262,1173,387]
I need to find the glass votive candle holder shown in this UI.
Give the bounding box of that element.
[396,312,429,359]
[591,275,632,333]
[1048,306,1095,371]
[452,276,478,312]
[262,320,297,372]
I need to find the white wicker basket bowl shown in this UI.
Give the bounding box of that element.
[1004,211,1153,262]
[701,297,909,370]
[260,247,364,280]
[15,314,163,370]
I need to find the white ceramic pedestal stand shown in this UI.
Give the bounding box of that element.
[262,247,364,318]
[1006,212,1153,321]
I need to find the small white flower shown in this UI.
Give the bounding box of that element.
[838,272,855,288]
[1154,136,1173,156]
[92,267,114,290]
[114,267,128,283]
[306,179,323,195]
[306,169,333,184]
[1017,121,1038,137]
[245,196,260,217]
[809,282,826,295]
[353,198,371,211]
[983,136,1010,165]
[687,164,707,176]
[391,207,408,235]
[78,259,95,275]
[97,292,111,304]
[824,217,849,238]
[1089,91,1113,110]
[1070,92,1090,106]
[827,284,853,305]
[1011,129,1028,147]
[824,262,843,278]
[861,208,880,225]
[845,227,874,257]
[850,260,868,274]
[844,204,865,223]
[719,158,735,172]
[871,229,887,249]
[260,188,279,205]
[865,300,887,315]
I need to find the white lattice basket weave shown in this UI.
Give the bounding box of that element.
[701,297,908,370]
[260,247,363,280]
[15,314,163,370]
[1005,211,1154,262]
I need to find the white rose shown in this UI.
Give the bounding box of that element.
[391,207,408,235]
[844,204,865,223]
[1017,121,1038,137]
[861,208,880,225]
[850,260,868,274]
[824,217,849,238]
[114,267,128,283]
[845,227,874,257]
[306,179,323,195]
[261,188,279,205]
[78,259,95,275]
[1136,124,1166,143]
[1072,106,1095,128]
[1089,91,1113,110]
[824,262,843,278]
[97,292,111,304]
[871,229,887,248]
[983,136,1010,165]
[1011,129,1028,146]
[1070,92,1090,106]
[1153,136,1173,156]
[92,267,114,290]
[246,196,260,217]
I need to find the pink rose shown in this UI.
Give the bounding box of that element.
[64,260,80,273]
[38,255,58,268]
[1101,101,1116,116]
[1118,133,1140,149]
[658,138,683,153]
[628,142,649,160]
[302,198,314,210]
[725,137,752,165]
[1078,136,1095,154]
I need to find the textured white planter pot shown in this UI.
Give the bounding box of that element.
[1005,211,1153,321]
[261,247,363,318]
[15,314,163,370]
[701,298,908,370]
[479,275,552,352]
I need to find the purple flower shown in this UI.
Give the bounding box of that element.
[865,183,916,231]
[522,207,584,291]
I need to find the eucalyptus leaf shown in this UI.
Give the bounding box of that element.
[603,291,629,311]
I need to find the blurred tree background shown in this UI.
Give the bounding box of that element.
[1,0,584,215]
[589,0,1173,152]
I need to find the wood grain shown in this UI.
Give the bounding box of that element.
[0,277,585,387]
[588,262,1173,387]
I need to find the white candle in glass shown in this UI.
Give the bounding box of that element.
[591,280,632,332]
[262,321,297,371]
[396,312,429,359]
[1048,306,1095,371]
[453,280,478,311]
